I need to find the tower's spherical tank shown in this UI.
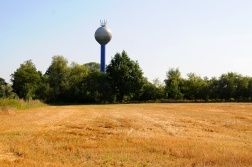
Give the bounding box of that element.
[95,25,112,45]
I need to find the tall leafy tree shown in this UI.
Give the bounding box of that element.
[11,60,42,100]
[106,50,144,102]
[152,78,165,99]
[67,62,89,103]
[164,68,183,99]
[35,74,50,101]
[218,72,238,101]
[45,55,70,103]
[208,77,219,100]
[184,73,206,101]
[234,75,249,101]
[199,77,210,101]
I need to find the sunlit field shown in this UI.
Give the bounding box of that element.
[0,103,252,166]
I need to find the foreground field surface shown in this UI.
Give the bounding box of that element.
[0,103,252,166]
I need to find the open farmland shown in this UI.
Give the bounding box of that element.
[0,103,252,166]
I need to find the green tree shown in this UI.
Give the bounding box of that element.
[35,74,50,101]
[199,77,210,101]
[0,78,17,98]
[247,78,252,100]
[208,77,219,100]
[0,78,6,97]
[234,75,249,101]
[152,78,165,99]
[45,56,70,103]
[140,78,164,101]
[164,68,183,99]
[218,72,238,101]
[67,62,89,103]
[184,73,206,101]
[106,50,144,102]
[81,71,107,103]
[11,60,42,100]
[0,77,5,85]
[2,84,16,98]
[84,62,100,72]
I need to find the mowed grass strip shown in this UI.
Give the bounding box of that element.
[0,103,252,166]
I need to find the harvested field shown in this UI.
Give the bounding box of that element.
[0,103,252,166]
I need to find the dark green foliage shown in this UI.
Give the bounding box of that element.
[106,51,145,102]
[45,56,70,103]
[67,63,89,103]
[0,78,6,97]
[140,80,163,101]
[0,78,16,98]
[6,52,252,103]
[184,73,206,101]
[164,68,184,99]
[84,62,100,72]
[0,77,5,85]
[164,70,252,102]
[11,60,42,100]
[81,71,106,103]
[207,77,219,100]
[218,72,241,101]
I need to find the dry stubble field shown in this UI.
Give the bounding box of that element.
[0,103,252,167]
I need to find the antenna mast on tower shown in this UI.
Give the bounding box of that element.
[100,20,107,26]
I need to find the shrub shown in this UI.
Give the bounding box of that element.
[0,98,45,110]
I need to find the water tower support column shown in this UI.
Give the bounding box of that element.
[101,45,105,73]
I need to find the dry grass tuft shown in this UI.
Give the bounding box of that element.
[0,103,252,166]
[0,107,16,115]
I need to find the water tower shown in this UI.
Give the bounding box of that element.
[94,20,112,73]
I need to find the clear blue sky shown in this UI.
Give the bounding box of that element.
[1,0,252,83]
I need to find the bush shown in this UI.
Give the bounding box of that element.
[0,98,46,110]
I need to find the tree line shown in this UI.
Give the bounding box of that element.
[1,50,252,103]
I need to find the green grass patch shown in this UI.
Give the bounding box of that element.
[0,98,46,111]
